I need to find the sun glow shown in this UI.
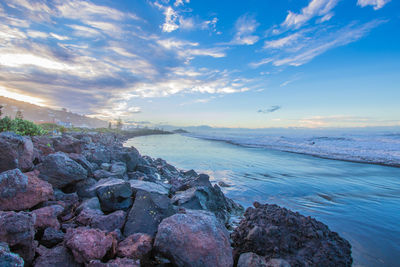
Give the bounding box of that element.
[0,86,47,106]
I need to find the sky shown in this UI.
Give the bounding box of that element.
[0,0,399,128]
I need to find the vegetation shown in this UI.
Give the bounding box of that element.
[0,117,46,136]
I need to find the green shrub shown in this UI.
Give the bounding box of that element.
[0,117,46,136]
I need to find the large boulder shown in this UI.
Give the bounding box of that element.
[0,170,54,211]
[90,178,133,212]
[76,208,127,232]
[64,227,116,264]
[113,147,141,172]
[40,227,65,248]
[124,191,174,237]
[231,203,352,267]
[76,178,97,198]
[0,132,34,172]
[0,242,24,267]
[33,245,80,267]
[69,153,95,177]
[129,179,169,195]
[53,135,84,154]
[82,144,112,165]
[36,152,88,189]
[0,211,36,265]
[117,233,152,260]
[154,210,233,267]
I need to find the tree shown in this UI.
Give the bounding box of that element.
[0,105,3,118]
[15,110,24,120]
[116,118,123,130]
[108,122,112,129]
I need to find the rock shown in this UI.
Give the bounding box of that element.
[266,259,291,267]
[91,178,133,212]
[77,209,127,232]
[0,132,34,172]
[128,171,156,182]
[114,147,141,172]
[93,162,127,180]
[101,163,112,171]
[0,211,36,265]
[83,144,111,165]
[237,252,267,267]
[53,135,84,154]
[76,178,97,198]
[218,181,231,187]
[0,170,54,211]
[36,152,88,189]
[87,258,140,267]
[69,153,95,176]
[172,184,243,224]
[0,242,24,267]
[135,164,158,177]
[32,205,64,230]
[124,191,174,237]
[231,203,352,267]
[110,162,127,178]
[76,197,101,214]
[40,227,64,248]
[65,227,116,264]
[154,210,233,267]
[33,245,80,267]
[31,136,55,157]
[169,173,211,193]
[117,233,152,260]
[129,179,169,195]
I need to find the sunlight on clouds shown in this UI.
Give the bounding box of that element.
[0,86,46,106]
[0,53,74,70]
[357,0,391,10]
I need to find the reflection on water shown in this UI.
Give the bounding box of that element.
[125,134,400,267]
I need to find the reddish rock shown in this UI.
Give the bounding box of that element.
[32,205,64,230]
[76,208,126,232]
[0,211,36,265]
[117,233,153,260]
[237,252,267,267]
[154,210,233,267]
[65,227,116,263]
[0,170,54,211]
[87,257,140,267]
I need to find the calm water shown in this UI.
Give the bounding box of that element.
[125,134,400,267]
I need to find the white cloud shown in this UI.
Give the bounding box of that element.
[230,14,259,45]
[282,0,338,29]
[264,33,301,49]
[67,24,101,37]
[27,30,48,39]
[357,0,391,10]
[249,58,273,68]
[162,7,179,32]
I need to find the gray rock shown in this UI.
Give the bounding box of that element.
[76,178,97,198]
[135,164,158,176]
[40,227,65,248]
[36,152,88,189]
[33,245,80,267]
[69,153,95,176]
[114,148,141,172]
[0,169,28,199]
[91,178,133,212]
[53,135,84,154]
[76,197,101,214]
[129,179,169,195]
[101,163,111,171]
[128,171,156,182]
[77,208,127,232]
[0,211,36,265]
[0,132,34,172]
[154,210,233,267]
[237,252,267,267]
[0,242,24,267]
[124,191,174,237]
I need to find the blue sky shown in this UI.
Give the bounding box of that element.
[0,0,399,128]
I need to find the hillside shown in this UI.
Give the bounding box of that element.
[0,96,107,128]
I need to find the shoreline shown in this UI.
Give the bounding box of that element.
[186,134,400,169]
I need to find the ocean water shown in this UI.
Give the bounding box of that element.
[124,134,400,267]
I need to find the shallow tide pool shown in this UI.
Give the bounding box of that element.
[125,134,400,267]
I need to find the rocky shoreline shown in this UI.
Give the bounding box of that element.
[0,131,352,266]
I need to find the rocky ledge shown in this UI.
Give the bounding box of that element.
[0,131,352,266]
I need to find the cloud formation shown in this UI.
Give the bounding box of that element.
[258,106,282,114]
[229,14,259,45]
[357,0,391,10]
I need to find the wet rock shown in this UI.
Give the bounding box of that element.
[218,181,231,187]
[128,171,156,182]
[87,257,140,267]
[0,132,34,172]
[154,210,233,267]
[231,203,352,267]
[65,227,116,264]
[129,179,169,195]
[1,170,54,211]
[124,191,174,237]
[40,227,64,248]
[135,164,158,177]
[110,162,127,178]
[32,205,64,230]
[0,242,24,267]
[93,162,127,180]
[169,173,211,193]
[0,211,36,265]
[117,233,152,260]
[36,152,88,189]
[237,252,267,267]
[101,163,112,171]
[33,245,80,267]
[91,178,133,212]
[53,135,84,154]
